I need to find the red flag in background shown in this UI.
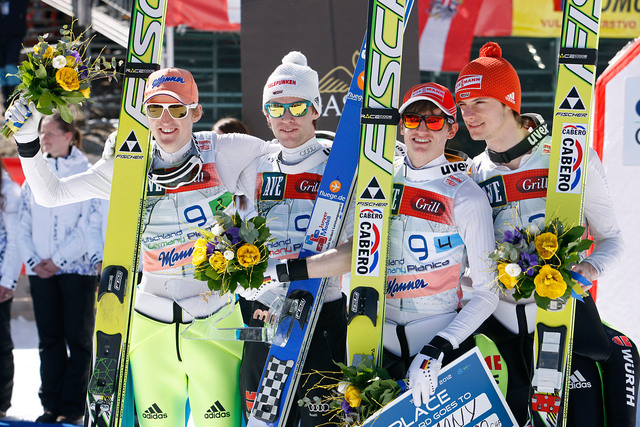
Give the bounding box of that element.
[473,0,512,37]
[166,0,240,31]
[419,0,484,72]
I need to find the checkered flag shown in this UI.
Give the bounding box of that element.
[252,356,295,422]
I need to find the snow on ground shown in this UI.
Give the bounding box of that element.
[7,316,42,422]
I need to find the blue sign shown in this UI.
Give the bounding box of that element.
[361,348,517,427]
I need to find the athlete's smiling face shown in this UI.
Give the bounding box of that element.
[400,103,457,168]
[146,94,202,153]
[264,96,319,149]
[457,96,513,145]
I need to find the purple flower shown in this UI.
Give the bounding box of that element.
[78,65,89,80]
[224,227,242,245]
[503,229,522,244]
[341,399,354,414]
[519,252,538,276]
[206,240,217,256]
[69,50,81,64]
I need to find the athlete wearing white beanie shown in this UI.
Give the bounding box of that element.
[262,51,322,114]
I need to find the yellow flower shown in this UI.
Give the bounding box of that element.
[498,263,519,289]
[535,232,559,260]
[237,244,261,267]
[65,55,77,67]
[534,265,567,300]
[55,67,80,91]
[80,87,90,98]
[34,43,54,58]
[209,251,228,273]
[192,238,208,266]
[344,385,362,408]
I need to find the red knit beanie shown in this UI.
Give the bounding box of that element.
[455,42,521,114]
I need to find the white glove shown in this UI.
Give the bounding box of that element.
[102,130,118,160]
[407,348,443,407]
[4,97,43,144]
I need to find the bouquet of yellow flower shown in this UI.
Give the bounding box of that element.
[1,24,121,138]
[299,359,405,426]
[488,218,593,310]
[192,210,271,295]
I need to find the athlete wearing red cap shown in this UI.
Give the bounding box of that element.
[456,42,637,426]
[277,82,499,407]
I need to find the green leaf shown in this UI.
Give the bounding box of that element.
[35,64,47,79]
[534,292,551,310]
[62,91,86,104]
[58,103,73,123]
[37,92,52,109]
[562,225,586,243]
[239,221,259,244]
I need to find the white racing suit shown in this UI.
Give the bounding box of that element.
[382,155,497,379]
[471,132,633,426]
[19,131,274,426]
[239,137,349,426]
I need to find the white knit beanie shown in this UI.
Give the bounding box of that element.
[262,51,322,115]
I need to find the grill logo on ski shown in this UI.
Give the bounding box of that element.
[556,124,586,194]
[355,208,383,276]
[205,401,230,419]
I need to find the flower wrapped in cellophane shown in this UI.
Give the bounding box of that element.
[298,358,405,426]
[192,210,271,295]
[488,218,593,310]
[1,23,121,138]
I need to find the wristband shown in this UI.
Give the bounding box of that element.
[16,138,41,158]
[420,336,453,362]
[276,258,309,282]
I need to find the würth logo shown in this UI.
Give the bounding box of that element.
[142,403,167,419]
[205,401,231,419]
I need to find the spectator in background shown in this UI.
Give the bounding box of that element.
[0,0,28,110]
[18,113,97,425]
[212,116,249,135]
[0,161,23,420]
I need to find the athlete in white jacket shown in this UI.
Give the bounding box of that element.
[455,42,633,426]
[279,82,499,407]
[6,68,275,426]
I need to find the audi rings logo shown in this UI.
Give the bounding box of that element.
[306,402,331,413]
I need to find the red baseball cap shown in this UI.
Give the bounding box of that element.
[143,68,199,105]
[399,82,457,120]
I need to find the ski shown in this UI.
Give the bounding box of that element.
[246,35,367,427]
[346,0,411,368]
[85,1,167,426]
[531,0,602,425]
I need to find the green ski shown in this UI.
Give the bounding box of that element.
[85,1,167,426]
[347,0,412,367]
[531,0,602,425]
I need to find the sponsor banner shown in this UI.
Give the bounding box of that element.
[354,206,384,277]
[513,0,640,38]
[623,77,640,166]
[478,169,549,208]
[555,123,587,194]
[302,198,343,253]
[360,348,517,427]
[256,172,322,201]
